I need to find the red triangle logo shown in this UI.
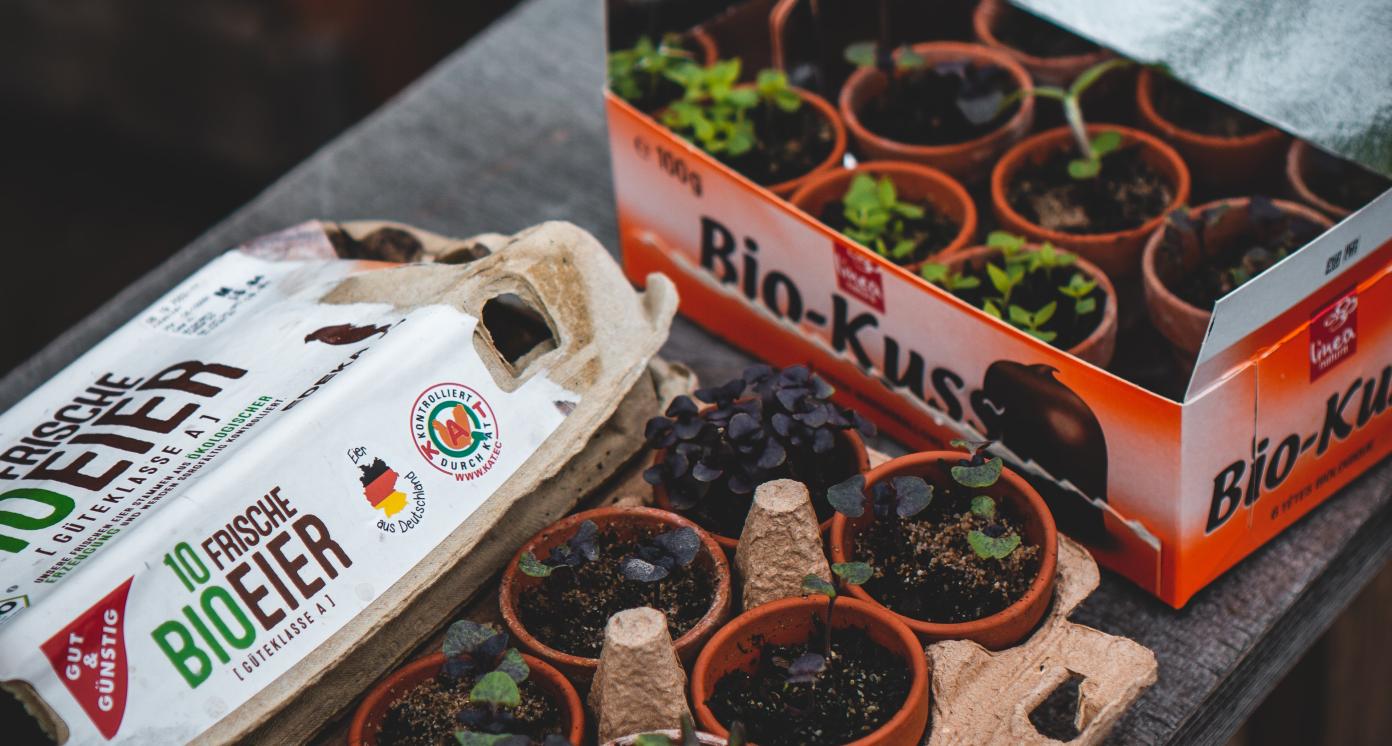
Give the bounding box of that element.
[42,577,133,739]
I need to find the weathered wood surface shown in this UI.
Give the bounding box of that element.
[3,0,1390,743]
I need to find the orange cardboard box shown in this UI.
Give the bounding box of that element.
[605,83,1392,607]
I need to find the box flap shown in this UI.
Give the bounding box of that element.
[1014,0,1392,176]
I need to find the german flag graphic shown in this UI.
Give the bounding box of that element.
[360,457,408,517]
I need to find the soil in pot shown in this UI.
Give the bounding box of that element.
[1157,196,1326,310]
[1147,75,1266,139]
[1007,143,1173,235]
[705,621,911,746]
[991,4,1100,59]
[379,672,562,746]
[853,477,1042,623]
[1299,145,1391,214]
[859,60,1022,147]
[715,102,836,187]
[818,175,963,266]
[516,524,717,658]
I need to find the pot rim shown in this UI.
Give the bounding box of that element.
[497,506,732,672]
[828,450,1059,642]
[1136,67,1287,151]
[839,41,1036,159]
[1140,196,1335,321]
[1285,139,1352,220]
[689,595,929,745]
[936,243,1118,363]
[991,124,1191,246]
[650,399,872,549]
[788,160,980,264]
[347,651,584,746]
[972,0,1113,72]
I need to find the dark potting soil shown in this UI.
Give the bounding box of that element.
[1008,145,1172,234]
[680,437,861,538]
[860,63,1021,146]
[819,200,961,267]
[947,257,1107,349]
[378,672,562,746]
[1304,146,1392,212]
[516,527,716,657]
[1150,75,1266,138]
[697,102,835,188]
[706,624,911,746]
[1162,206,1324,310]
[993,4,1100,58]
[855,483,1042,623]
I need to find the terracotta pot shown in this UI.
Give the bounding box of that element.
[839,42,1035,184]
[935,243,1118,367]
[498,507,733,685]
[991,124,1191,281]
[690,596,930,745]
[789,161,978,264]
[348,652,584,746]
[829,451,1058,649]
[972,0,1113,87]
[1286,140,1350,220]
[650,401,871,552]
[1140,197,1333,360]
[1135,68,1288,197]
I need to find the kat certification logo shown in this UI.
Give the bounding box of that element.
[410,383,500,481]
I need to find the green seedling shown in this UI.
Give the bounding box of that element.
[840,174,929,261]
[607,34,699,109]
[662,61,802,158]
[966,495,1022,561]
[949,439,1003,489]
[1001,59,1132,179]
[633,715,745,746]
[802,562,874,660]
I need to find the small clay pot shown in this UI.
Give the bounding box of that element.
[839,42,1035,184]
[1284,139,1389,220]
[1135,68,1289,197]
[991,124,1191,281]
[1140,197,1333,360]
[972,0,1113,87]
[498,507,732,685]
[348,652,584,746]
[829,451,1058,649]
[650,401,871,552]
[689,596,930,745]
[790,161,978,264]
[935,243,1118,367]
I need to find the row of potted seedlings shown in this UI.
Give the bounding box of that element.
[351,365,1059,745]
[607,8,1387,373]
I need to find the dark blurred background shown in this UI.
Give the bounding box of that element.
[0,0,519,375]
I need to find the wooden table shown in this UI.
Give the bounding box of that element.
[6,0,1390,742]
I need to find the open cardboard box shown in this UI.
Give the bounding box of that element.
[604,0,1392,607]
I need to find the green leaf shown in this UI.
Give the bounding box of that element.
[1034,301,1058,326]
[986,231,1025,252]
[802,574,836,598]
[470,670,521,708]
[518,552,553,578]
[920,263,949,283]
[891,239,917,259]
[634,735,675,746]
[1027,328,1059,342]
[844,41,877,68]
[968,530,1022,560]
[1068,157,1101,179]
[949,273,981,290]
[896,46,925,69]
[455,733,514,746]
[774,89,803,112]
[1091,130,1123,156]
[496,648,530,683]
[832,561,874,586]
[986,263,1014,295]
[894,202,925,219]
[726,88,759,109]
[1076,296,1097,315]
[1007,304,1032,325]
[876,177,897,207]
[827,474,867,518]
[970,495,997,520]
[952,456,1003,488]
[443,620,500,658]
[983,299,1002,319]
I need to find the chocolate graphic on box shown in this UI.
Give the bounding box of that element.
[982,361,1110,543]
